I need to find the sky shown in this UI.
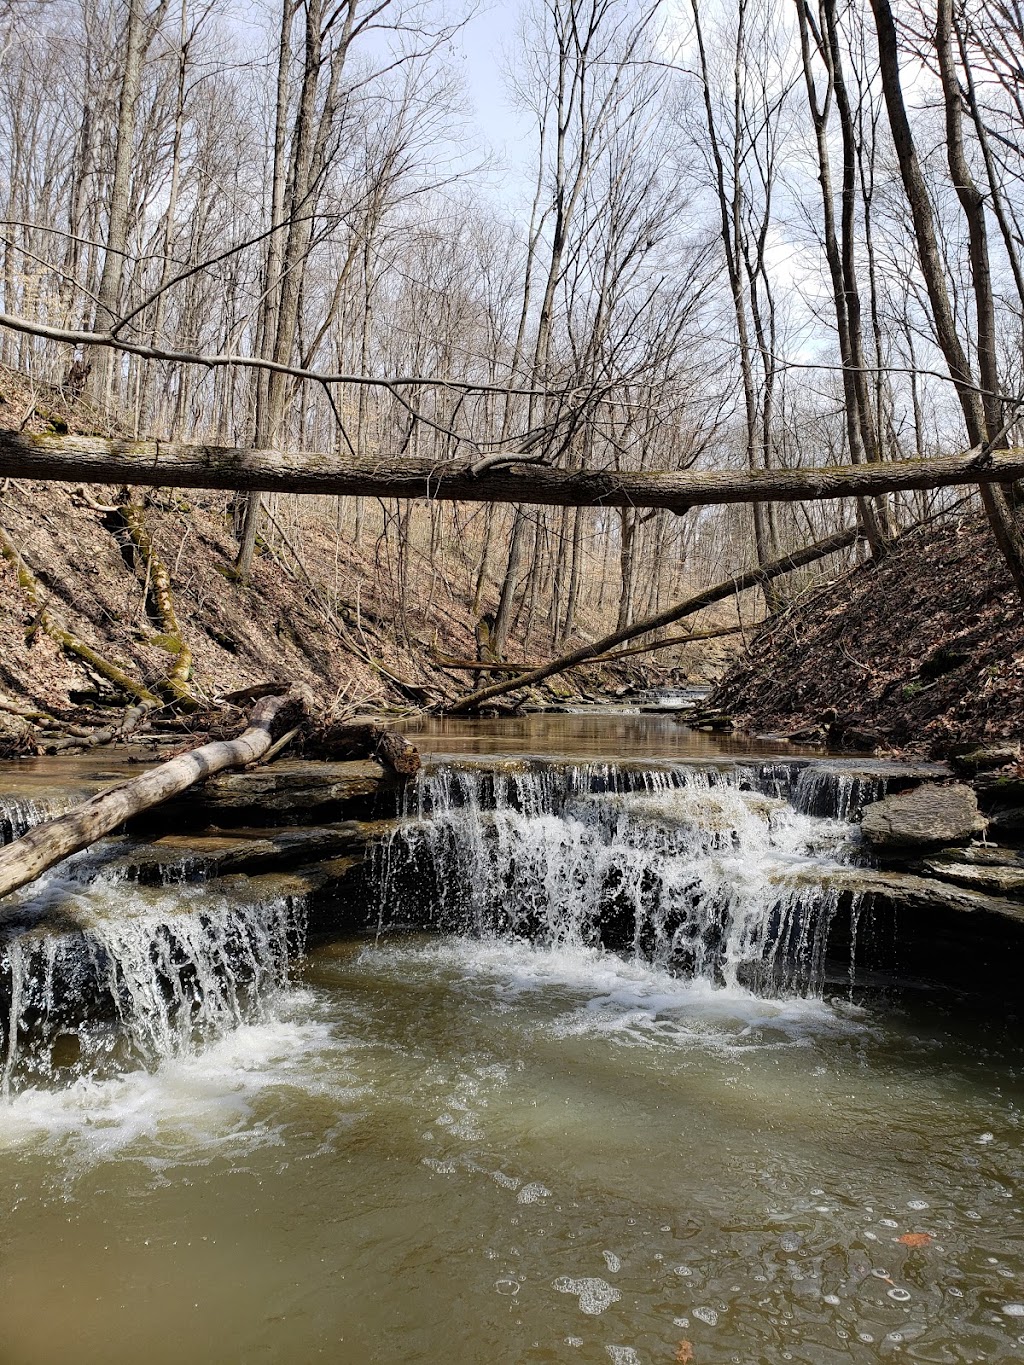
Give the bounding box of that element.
[454,2,530,157]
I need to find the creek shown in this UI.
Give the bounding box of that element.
[0,714,1021,1364]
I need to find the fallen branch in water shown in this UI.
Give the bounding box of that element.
[0,684,313,903]
[446,526,862,713]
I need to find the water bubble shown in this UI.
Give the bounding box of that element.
[906,1200,929,1210]
[553,1278,621,1316]
[693,1307,719,1326]
[879,1219,899,1228]
[887,1288,911,1302]
[858,1333,874,1344]
[823,1294,841,1306]
[976,1132,994,1144]
[495,1279,520,1296]
[871,1269,892,1279]
[517,1182,550,1204]
[606,1348,640,1365]
[780,1234,801,1252]
[603,1251,622,1274]
[672,1318,689,1329]
[565,1338,583,1348]
[965,1210,982,1220]
[673,1266,694,1277]
[948,1288,963,1299]
[1002,1304,1024,1317]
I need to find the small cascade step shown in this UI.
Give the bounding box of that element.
[373,758,862,993]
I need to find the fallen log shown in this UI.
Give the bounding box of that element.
[309,720,421,777]
[446,526,862,713]
[433,624,746,673]
[0,684,312,903]
[0,429,1022,511]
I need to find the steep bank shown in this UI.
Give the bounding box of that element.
[712,512,1024,750]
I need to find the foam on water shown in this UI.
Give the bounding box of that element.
[0,872,309,1093]
[0,989,349,1163]
[355,936,873,1051]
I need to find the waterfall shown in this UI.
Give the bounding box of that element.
[374,760,862,995]
[0,792,76,845]
[0,871,307,1094]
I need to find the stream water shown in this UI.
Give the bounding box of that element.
[0,717,1021,1364]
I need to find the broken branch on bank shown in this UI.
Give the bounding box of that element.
[0,684,313,903]
[445,526,863,713]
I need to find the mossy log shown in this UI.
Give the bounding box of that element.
[116,500,197,708]
[0,521,162,708]
[0,685,313,903]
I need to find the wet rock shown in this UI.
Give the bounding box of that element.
[99,824,368,884]
[859,783,986,851]
[973,771,1024,809]
[832,865,1024,925]
[920,849,1024,900]
[149,759,390,828]
[987,806,1024,840]
[950,744,1021,777]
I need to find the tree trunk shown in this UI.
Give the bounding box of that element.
[3,430,1022,509]
[0,686,312,903]
[90,0,149,408]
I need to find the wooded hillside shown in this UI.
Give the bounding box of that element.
[1,0,1023,729]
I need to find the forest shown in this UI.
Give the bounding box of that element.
[0,0,1023,737]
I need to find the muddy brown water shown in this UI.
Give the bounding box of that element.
[0,716,1021,1365]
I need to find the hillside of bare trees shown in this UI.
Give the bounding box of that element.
[2,364,742,743]
[1,0,1023,742]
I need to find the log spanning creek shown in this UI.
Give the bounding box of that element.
[0,713,1022,1365]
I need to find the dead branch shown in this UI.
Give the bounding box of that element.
[0,684,313,903]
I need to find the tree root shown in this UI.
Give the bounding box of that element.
[0,521,163,708]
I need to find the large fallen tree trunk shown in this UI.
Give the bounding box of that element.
[446,526,862,714]
[0,685,312,903]
[1,430,1022,511]
[430,625,743,674]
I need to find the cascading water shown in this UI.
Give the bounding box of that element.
[374,759,863,996]
[0,846,308,1094]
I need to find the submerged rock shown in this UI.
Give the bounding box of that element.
[859,783,986,851]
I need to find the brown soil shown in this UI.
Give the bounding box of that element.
[711,513,1024,752]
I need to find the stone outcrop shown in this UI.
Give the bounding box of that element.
[859,783,986,851]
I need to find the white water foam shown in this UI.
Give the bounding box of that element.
[0,988,353,1164]
[356,937,873,1052]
